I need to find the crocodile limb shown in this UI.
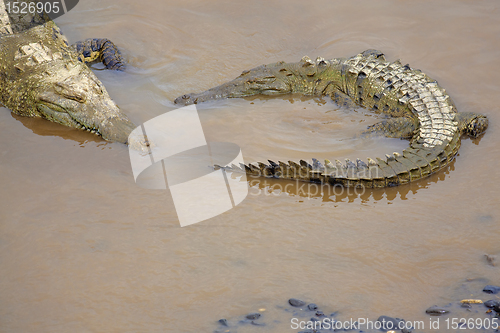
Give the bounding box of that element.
[175,50,488,188]
[362,117,419,139]
[0,1,135,143]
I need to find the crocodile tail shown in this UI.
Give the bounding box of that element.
[221,133,461,188]
[72,38,125,71]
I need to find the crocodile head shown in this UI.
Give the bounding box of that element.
[456,112,489,138]
[35,63,136,143]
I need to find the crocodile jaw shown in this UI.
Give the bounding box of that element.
[35,62,135,143]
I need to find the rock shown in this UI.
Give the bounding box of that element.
[484,300,500,308]
[315,310,325,317]
[460,299,483,304]
[485,254,497,266]
[377,316,405,330]
[218,319,228,326]
[245,313,261,320]
[289,298,306,307]
[307,303,318,311]
[425,306,449,315]
[483,285,500,294]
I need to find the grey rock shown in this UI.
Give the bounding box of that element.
[245,313,261,320]
[484,300,500,308]
[483,285,500,294]
[307,303,318,311]
[289,298,306,307]
[425,306,450,316]
[377,315,405,330]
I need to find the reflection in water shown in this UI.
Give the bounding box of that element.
[10,102,458,204]
[10,112,106,145]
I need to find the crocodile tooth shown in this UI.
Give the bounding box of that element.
[386,154,395,162]
[393,152,401,158]
[277,161,289,177]
[299,160,311,169]
[324,159,334,168]
[87,128,91,132]
[367,158,378,166]
[301,55,314,66]
[268,160,279,168]
[257,162,269,170]
[288,161,302,178]
[249,163,260,171]
[230,163,242,172]
[312,158,324,171]
[356,158,368,168]
[345,159,356,168]
[316,57,327,66]
[323,160,337,176]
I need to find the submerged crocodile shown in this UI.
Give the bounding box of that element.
[0,0,135,143]
[174,50,489,188]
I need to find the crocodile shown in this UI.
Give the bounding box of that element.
[174,49,489,188]
[0,0,135,143]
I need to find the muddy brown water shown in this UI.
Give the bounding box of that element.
[1,0,500,332]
